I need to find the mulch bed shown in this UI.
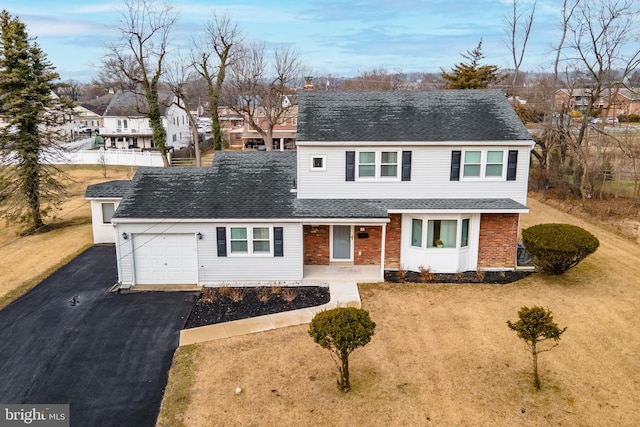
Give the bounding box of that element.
[384,270,532,284]
[185,271,532,329]
[184,286,330,329]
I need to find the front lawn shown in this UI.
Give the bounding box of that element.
[157,197,640,426]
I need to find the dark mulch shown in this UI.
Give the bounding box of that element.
[184,286,330,329]
[384,270,532,284]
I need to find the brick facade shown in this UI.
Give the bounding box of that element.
[303,225,330,265]
[354,226,382,265]
[303,224,384,266]
[477,213,519,269]
[384,214,402,269]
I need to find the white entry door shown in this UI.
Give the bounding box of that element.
[331,225,353,261]
[133,234,198,285]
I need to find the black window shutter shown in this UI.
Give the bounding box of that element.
[216,227,227,257]
[401,151,412,181]
[507,150,518,181]
[274,227,284,257]
[450,150,461,181]
[345,151,355,181]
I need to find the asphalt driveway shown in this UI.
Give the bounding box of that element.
[0,245,197,427]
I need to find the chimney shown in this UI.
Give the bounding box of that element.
[303,76,314,91]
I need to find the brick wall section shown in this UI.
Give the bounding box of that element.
[303,225,330,265]
[477,213,519,269]
[384,214,402,269]
[303,224,384,265]
[354,226,382,265]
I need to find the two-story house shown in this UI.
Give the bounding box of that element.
[87,90,533,288]
[555,87,640,118]
[100,90,191,150]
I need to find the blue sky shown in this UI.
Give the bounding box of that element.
[3,0,563,83]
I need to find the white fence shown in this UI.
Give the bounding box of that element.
[48,148,166,167]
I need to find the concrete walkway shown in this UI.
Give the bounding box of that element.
[179,282,361,346]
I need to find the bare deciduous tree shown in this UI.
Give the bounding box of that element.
[193,14,243,151]
[504,0,536,102]
[227,42,304,151]
[165,57,202,166]
[344,68,407,91]
[104,0,178,167]
[564,0,640,199]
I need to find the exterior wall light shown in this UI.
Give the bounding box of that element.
[197,232,203,240]
[122,232,128,240]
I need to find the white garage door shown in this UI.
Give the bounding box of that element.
[133,234,198,285]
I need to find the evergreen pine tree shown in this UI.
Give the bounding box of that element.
[441,39,504,89]
[0,10,71,230]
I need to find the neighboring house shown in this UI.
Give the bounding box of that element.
[89,90,533,288]
[217,107,245,149]
[240,104,298,150]
[555,88,640,117]
[99,90,191,150]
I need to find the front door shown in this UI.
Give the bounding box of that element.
[332,225,352,261]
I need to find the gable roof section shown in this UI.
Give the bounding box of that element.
[296,90,532,142]
[85,180,132,199]
[113,152,298,220]
[103,90,173,117]
[80,93,115,116]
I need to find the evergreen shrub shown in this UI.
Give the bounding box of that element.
[522,223,599,274]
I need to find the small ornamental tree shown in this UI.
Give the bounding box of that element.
[507,306,566,390]
[521,223,599,274]
[308,307,376,392]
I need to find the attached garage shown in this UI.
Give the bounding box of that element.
[132,234,198,285]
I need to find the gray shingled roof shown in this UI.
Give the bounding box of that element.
[296,90,532,142]
[85,180,132,198]
[103,90,173,117]
[113,152,298,219]
[113,152,527,221]
[292,198,526,218]
[80,93,115,116]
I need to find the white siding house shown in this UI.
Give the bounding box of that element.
[88,90,534,289]
[99,90,191,150]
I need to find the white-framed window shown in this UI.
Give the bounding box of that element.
[357,150,400,180]
[410,217,471,249]
[291,117,297,126]
[101,203,115,224]
[461,218,470,247]
[310,155,326,171]
[116,119,128,129]
[462,150,505,179]
[427,220,457,248]
[411,218,423,247]
[229,226,272,256]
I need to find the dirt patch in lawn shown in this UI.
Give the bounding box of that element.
[162,197,640,427]
[0,165,134,308]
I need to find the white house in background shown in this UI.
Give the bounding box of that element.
[87,90,534,289]
[99,90,191,150]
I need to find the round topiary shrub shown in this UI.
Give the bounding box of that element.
[521,223,599,275]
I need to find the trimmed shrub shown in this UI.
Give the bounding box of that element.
[618,114,640,123]
[522,223,599,274]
